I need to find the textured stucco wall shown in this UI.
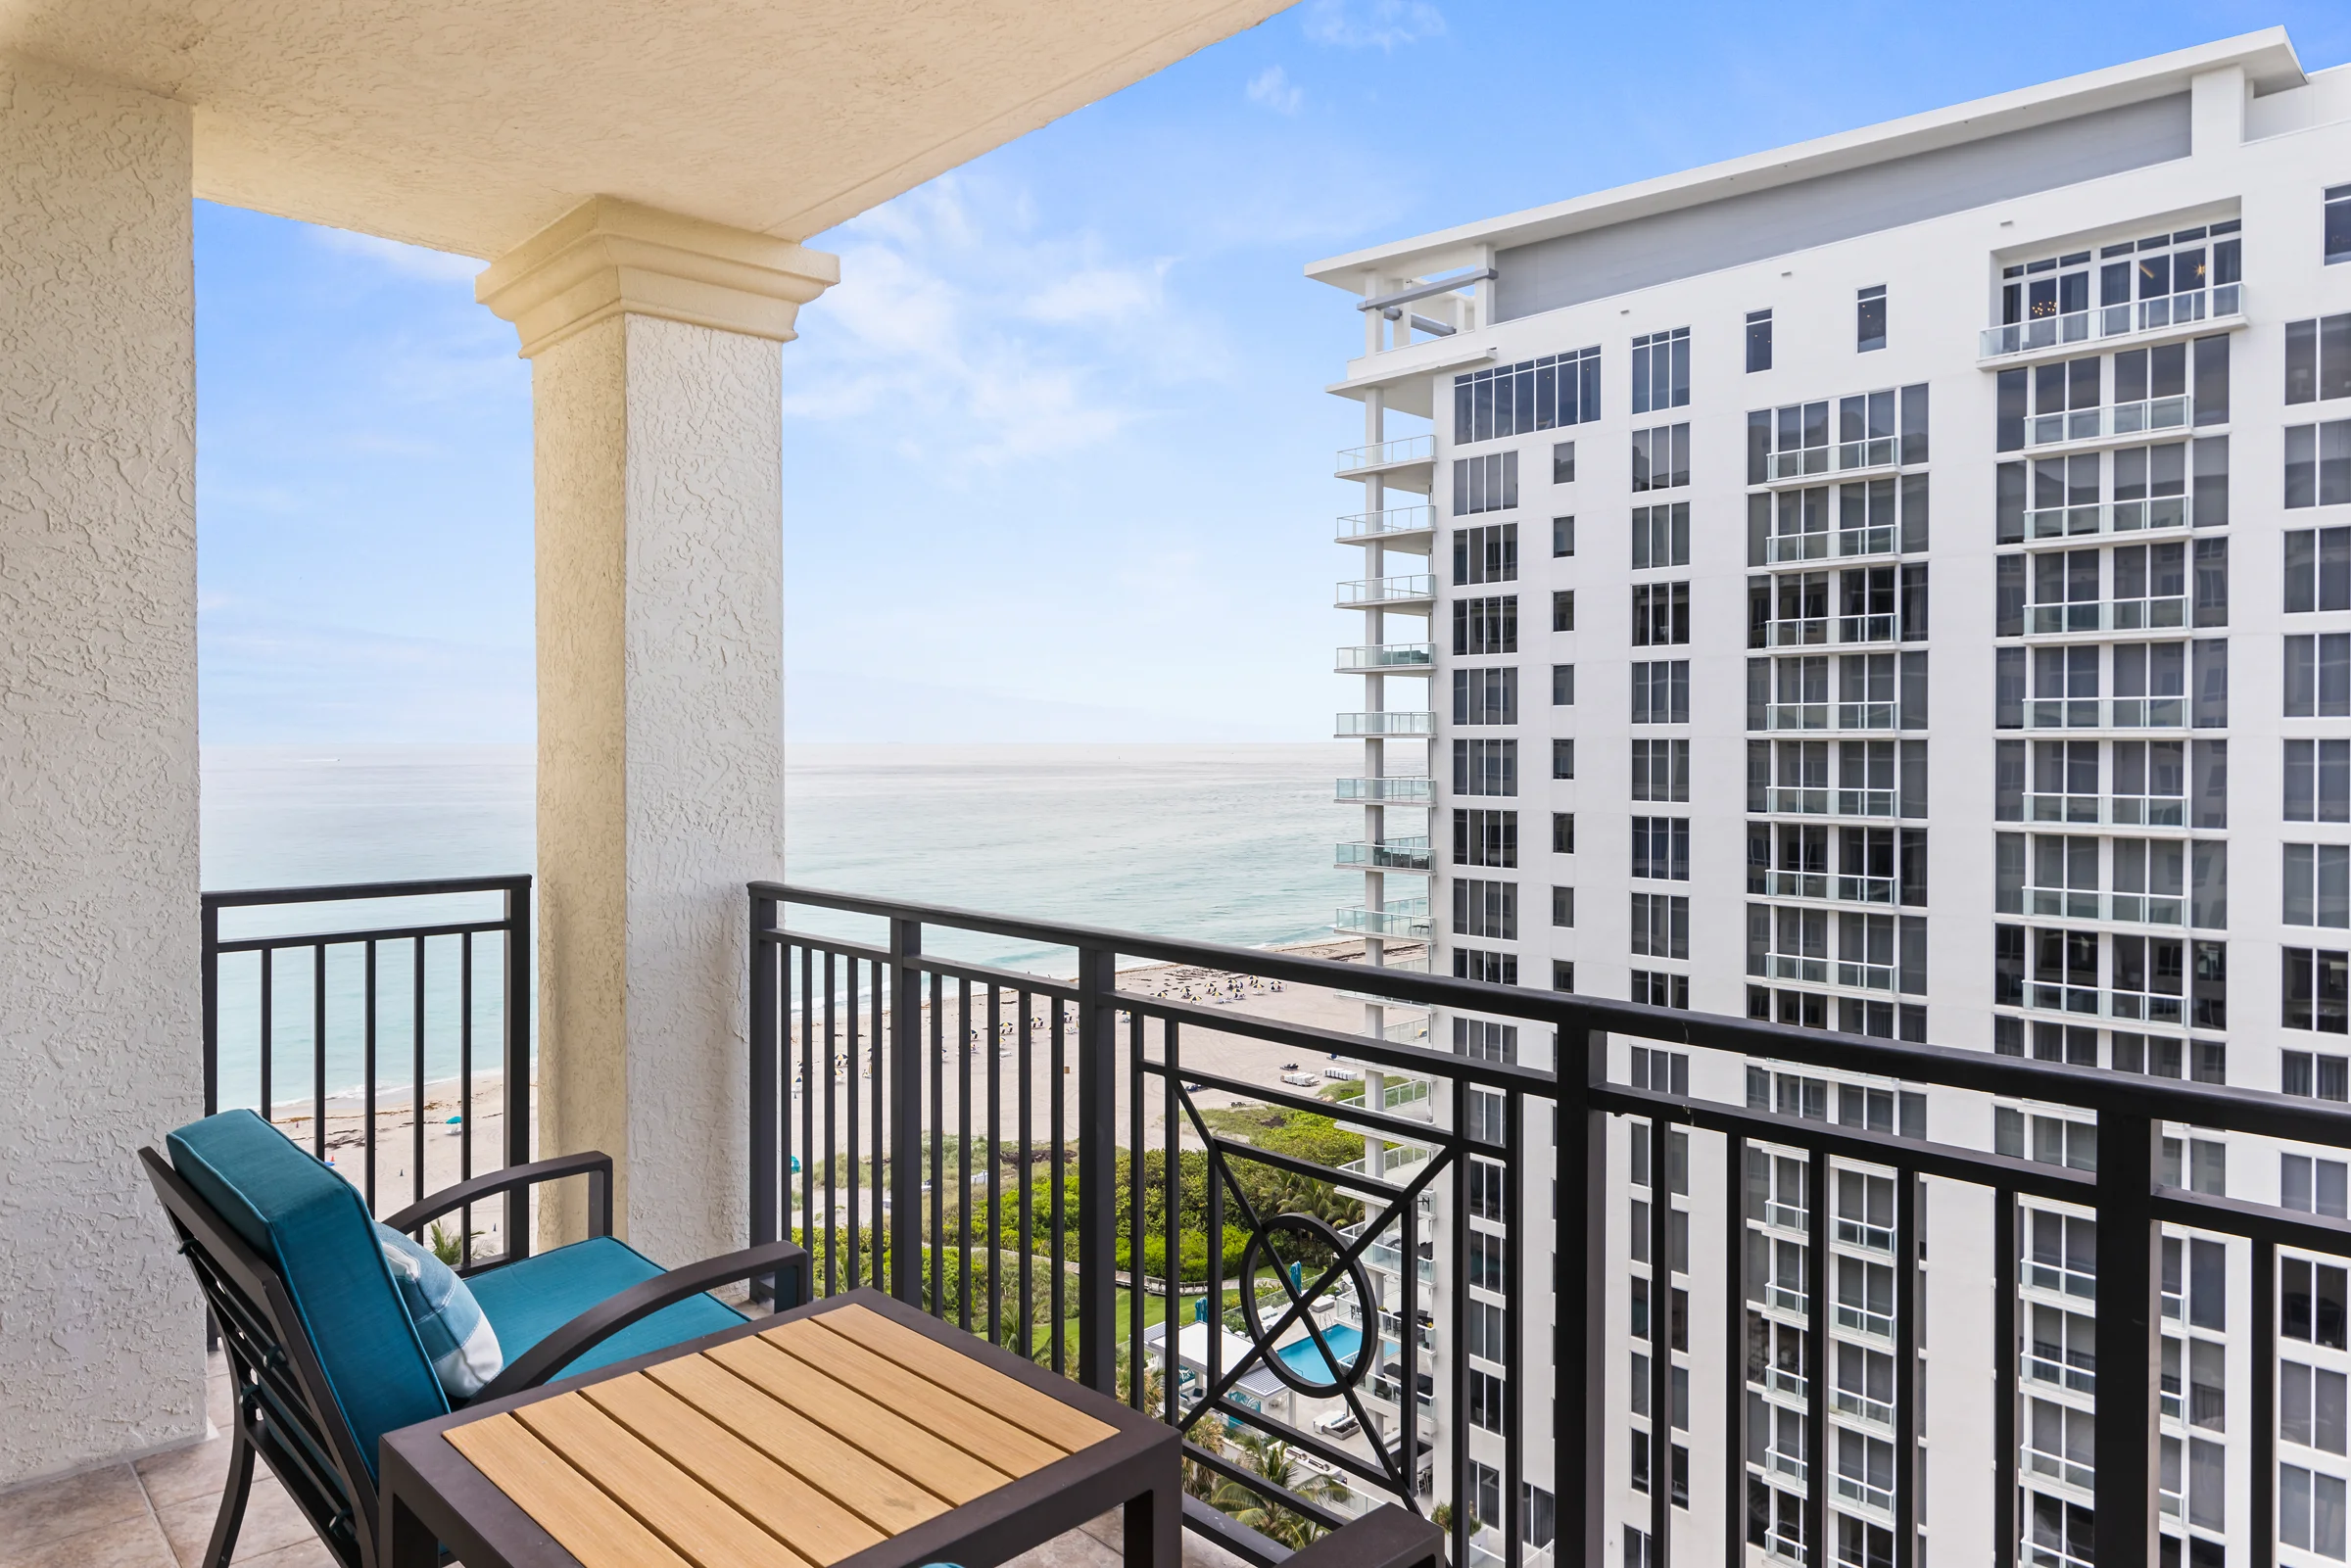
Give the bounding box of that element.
[0,51,206,1485]
[536,312,783,1263]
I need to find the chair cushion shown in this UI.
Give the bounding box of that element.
[166,1111,448,1480]
[466,1236,746,1380]
[375,1225,504,1399]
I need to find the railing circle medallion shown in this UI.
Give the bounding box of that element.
[1236,1212,1378,1398]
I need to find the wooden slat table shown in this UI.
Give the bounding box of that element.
[380,1288,1180,1568]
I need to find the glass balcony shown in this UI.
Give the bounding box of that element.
[1336,835,1431,872]
[2020,595,2185,636]
[1766,525,1905,563]
[1382,1015,1429,1044]
[2022,394,2192,451]
[1336,710,1435,737]
[1336,574,1435,608]
[1752,701,1900,733]
[2023,697,2185,730]
[1336,776,1433,803]
[2018,495,2191,540]
[1335,642,1435,673]
[1334,903,1430,939]
[2022,888,2183,926]
[1336,433,1435,474]
[2016,791,2186,827]
[1978,282,2246,360]
[1337,504,1437,543]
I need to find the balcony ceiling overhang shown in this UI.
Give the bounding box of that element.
[1,0,1287,259]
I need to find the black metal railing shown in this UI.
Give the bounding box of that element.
[201,876,532,1267]
[749,881,2351,1568]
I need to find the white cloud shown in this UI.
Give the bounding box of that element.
[1246,65,1305,114]
[1300,0,1446,49]
[1023,263,1169,325]
[311,227,487,282]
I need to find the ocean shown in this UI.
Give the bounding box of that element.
[202,743,1362,1100]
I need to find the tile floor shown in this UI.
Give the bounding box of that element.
[0,1352,1235,1567]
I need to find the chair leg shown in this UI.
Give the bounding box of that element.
[201,1418,257,1568]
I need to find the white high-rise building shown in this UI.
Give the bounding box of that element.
[1315,28,2351,1568]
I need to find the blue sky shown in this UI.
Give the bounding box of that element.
[194,0,2351,745]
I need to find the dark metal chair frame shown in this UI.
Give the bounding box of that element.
[141,1145,807,1568]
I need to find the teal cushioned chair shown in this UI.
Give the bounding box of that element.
[143,1109,804,1568]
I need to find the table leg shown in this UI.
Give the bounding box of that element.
[381,1489,441,1568]
[1125,1480,1181,1568]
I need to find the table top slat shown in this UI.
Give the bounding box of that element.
[582,1374,888,1567]
[761,1319,1063,1475]
[443,1414,693,1568]
[704,1335,1014,1505]
[512,1394,811,1568]
[810,1306,1118,1453]
[644,1355,952,1539]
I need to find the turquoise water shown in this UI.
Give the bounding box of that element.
[202,743,1360,1101]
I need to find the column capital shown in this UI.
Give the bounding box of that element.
[476,196,839,357]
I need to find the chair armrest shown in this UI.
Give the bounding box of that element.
[380,1152,614,1243]
[1282,1506,1443,1568]
[471,1240,808,1402]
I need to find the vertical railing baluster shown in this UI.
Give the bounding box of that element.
[1126,1007,1144,1407]
[311,943,326,1162]
[958,977,973,1335]
[1075,944,1117,1392]
[747,890,779,1301]
[1452,1084,1472,1568]
[2254,1236,2278,1568]
[888,917,923,1305]
[411,933,426,1209]
[987,983,1003,1347]
[2091,1107,2158,1568]
[1557,1026,1607,1568]
[1725,1135,1748,1568]
[363,940,379,1213]
[1050,994,1068,1377]
[824,950,839,1298]
[1995,1189,2018,1568]
[845,954,860,1293]
[1800,1144,1827,1568]
[929,969,944,1315]
[503,878,532,1260]
[460,933,474,1269]
[800,943,815,1283]
[1895,1167,1920,1568]
[871,958,887,1295]
[1162,1018,1180,1429]
[1019,989,1034,1357]
[1652,1114,1674,1568]
[1505,1087,1524,1568]
[201,899,220,1118]
[259,947,274,1130]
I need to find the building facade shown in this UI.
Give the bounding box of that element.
[1319,29,2351,1568]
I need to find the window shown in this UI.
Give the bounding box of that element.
[1553,738,1575,779]
[2287,1049,2351,1101]
[1631,817,1690,880]
[2330,183,2351,266]
[1454,451,1519,515]
[1454,350,1601,445]
[1553,514,1575,556]
[1746,309,1773,373]
[1552,664,1575,705]
[1632,424,1690,492]
[1554,960,1575,991]
[1453,948,1517,985]
[1453,523,1517,586]
[1453,879,1517,940]
[1453,808,1516,869]
[2288,738,2351,822]
[1553,813,1575,854]
[1455,1018,1517,1062]
[1631,661,1689,724]
[2288,634,2351,717]
[1632,971,1689,1009]
[1856,285,1887,353]
[1632,328,1690,413]
[2286,1257,2351,1350]
[1634,582,1690,645]
[1631,893,1689,959]
[2288,313,2351,404]
[2285,1154,2351,1219]
[2290,420,2351,509]
[1554,443,1576,485]
[1468,1363,1506,1431]
[1620,505,1687,580]
[1553,591,1575,632]
[1553,886,1574,927]
[1452,595,1517,655]
[2288,528,2351,611]
[2286,948,2351,1034]
[2289,844,2350,928]
[1631,738,1690,801]
[1452,737,1516,797]
[1453,667,1517,725]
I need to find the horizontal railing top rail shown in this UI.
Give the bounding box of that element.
[753,881,2351,1144]
[201,873,533,910]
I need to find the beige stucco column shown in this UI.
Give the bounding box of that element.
[0,52,205,1485]
[477,200,836,1263]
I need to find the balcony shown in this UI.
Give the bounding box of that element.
[1338,504,1438,546]
[2017,887,2185,927]
[2020,696,2187,731]
[1336,710,1436,737]
[1978,282,2247,362]
[1336,641,1436,674]
[1335,433,1436,492]
[1337,775,1434,804]
[1762,524,1911,563]
[1761,439,1910,488]
[2019,394,2194,452]
[2014,594,2188,637]
[2013,791,2186,828]
[1335,837,1432,873]
[1336,573,1436,610]
[2013,495,2192,541]
[1755,615,1899,648]
[1753,701,1902,733]
[1751,786,1901,820]
[1334,902,1432,939]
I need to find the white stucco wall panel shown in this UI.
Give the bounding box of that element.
[0,50,205,1486]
